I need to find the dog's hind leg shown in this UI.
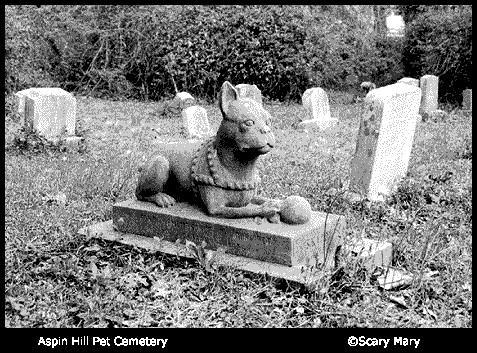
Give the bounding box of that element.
[135,155,176,207]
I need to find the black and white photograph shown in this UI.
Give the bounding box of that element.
[5,4,471,345]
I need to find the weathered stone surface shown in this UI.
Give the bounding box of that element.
[302,87,331,121]
[112,199,344,268]
[419,75,438,115]
[137,81,280,220]
[426,109,448,122]
[297,118,338,132]
[15,87,77,139]
[343,237,392,271]
[349,83,421,201]
[181,106,212,140]
[79,220,337,283]
[397,77,419,87]
[235,84,262,104]
[280,195,311,225]
[462,89,472,113]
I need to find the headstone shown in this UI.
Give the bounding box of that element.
[397,77,419,87]
[235,84,262,104]
[349,83,421,201]
[299,87,338,131]
[175,92,195,108]
[297,118,338,132]
[15,87,77,139]
[462,89,472,115]
[419,75,438,117]
[112,199,344,268]
[181,106,212,139]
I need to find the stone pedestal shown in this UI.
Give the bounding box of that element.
[112,199,345,268]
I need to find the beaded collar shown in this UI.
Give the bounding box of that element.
[189,137,260,196]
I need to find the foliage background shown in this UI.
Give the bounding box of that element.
[5,5,471,104]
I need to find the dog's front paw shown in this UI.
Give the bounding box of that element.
[259,201,281,218]
[154,193,176,207]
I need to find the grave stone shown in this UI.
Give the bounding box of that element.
[181,106,212,140]
[175,92,195,108]
[235,84,262,104]
[299,87,338,131]
[397,77,419,87]
[349,83,421,202]
[15,87,77,139]
[419,75,438,117]
[462,89,472,116]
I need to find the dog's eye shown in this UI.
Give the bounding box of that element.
[244,120,254,127]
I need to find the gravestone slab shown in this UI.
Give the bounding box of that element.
[235,84,262,104]
[181,106,212,140]
[419,75,438,117]
[112,199,344,268]
[175,92,195,109]
[15,87,77,139]
[297,118,338,132]
[462,89,472,115]
[397,77,419,87]
[302,87,331,121]
[349,83,421,201]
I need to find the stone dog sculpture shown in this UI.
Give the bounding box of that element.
[136,81,284,219]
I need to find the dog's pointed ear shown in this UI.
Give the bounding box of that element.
[219,81,239,116]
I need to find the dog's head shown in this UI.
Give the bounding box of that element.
[217,81,275,156]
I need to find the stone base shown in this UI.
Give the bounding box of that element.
[51,135,85,152]
[112,199,345,268]
[65,136,85,151]
[297,118,338,132]
[79,220,338,284]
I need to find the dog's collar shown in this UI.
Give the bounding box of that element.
[190,137,260,194]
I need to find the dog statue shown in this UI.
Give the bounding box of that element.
[136,81,281,219]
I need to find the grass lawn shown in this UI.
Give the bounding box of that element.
[5,93,472,328]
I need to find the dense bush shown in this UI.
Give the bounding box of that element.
[4,5,468,104]
[402,6,472,105]
[5,5,59,93]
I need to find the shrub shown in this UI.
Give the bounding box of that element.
[4,5,429,103]
[402,6,472,105]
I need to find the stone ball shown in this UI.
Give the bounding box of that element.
[280,195,312,225]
